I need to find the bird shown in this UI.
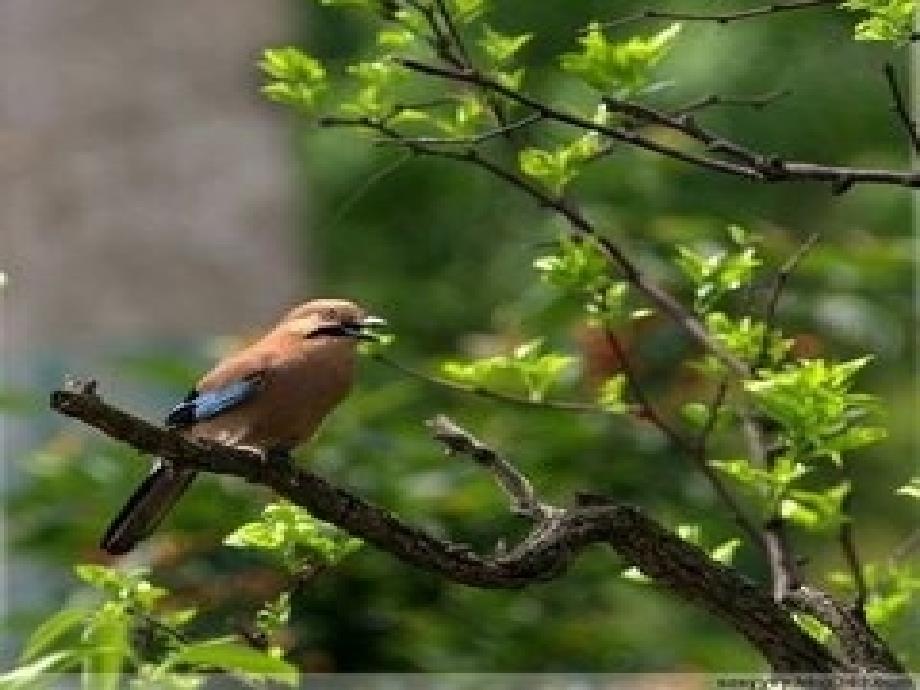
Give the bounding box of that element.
[101,298,386,555]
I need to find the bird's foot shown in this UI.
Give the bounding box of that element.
[262,444,295,469]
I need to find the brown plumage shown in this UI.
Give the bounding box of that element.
[101,299,385,555]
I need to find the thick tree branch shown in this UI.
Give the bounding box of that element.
[788,587,907,674]
[51,382,848,673]
[396,58,920,190]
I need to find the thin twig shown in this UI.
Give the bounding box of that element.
[375,113,542,146]
[602,330,691,452]
[883,62,920,155]
[675,89,792,114]
[839,515,868,619]
[372,352,623,415]
[320,114,750,375]
[749,233,821,602]
[759,231,821,366]
[395,58,920,190]
[599,0,837,29]
[426,414,562,521]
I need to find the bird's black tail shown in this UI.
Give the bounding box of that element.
[101,462,196,555]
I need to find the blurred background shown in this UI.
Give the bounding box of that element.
[2,0,917,673]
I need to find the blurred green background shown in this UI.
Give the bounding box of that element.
[4,0,917,673]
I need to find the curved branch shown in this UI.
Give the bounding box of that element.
[51,382,844,673]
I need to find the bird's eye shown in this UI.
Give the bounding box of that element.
[323,308,338,322]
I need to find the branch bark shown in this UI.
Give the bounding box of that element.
[51,382,847,673]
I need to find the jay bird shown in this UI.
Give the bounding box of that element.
[101,299,386,555]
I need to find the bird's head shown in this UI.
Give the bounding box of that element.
[280,299,387,342]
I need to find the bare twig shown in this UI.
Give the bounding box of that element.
[51,384,846,672]
[599,0,837,29]
[602,330,691,451]
[395,58,920,190]
[839,516,869,618]
[675,89,792,114]
[891,528,920,562]
[375,113,543,146]
[372,352,622,415]
[884,62,920,155]
[759,231,821,365]
[426,414,562,521]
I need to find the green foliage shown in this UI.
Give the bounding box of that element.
[519,105,610,194]
[0,564,296,689]
[560,22,681,94]
[704,312,792,368]
[675,231,761,313]
[597,374,628,414]
[533,235,610,294]
[224,501,363,572]
[533,233,643,327]
[259,47,326,111]
[896,477,920,499]
[441,338,576,402]
[341,60,405,119]
[478,25,532,64]
[449,0,488,24]
[743,357,884,466]
[839,0,916,42]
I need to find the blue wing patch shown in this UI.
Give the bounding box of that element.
[165,374,262,428]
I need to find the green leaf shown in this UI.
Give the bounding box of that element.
[793,613,833,643]
[479,25,532,63]
[449,0,488,24]
[676,524,701,545]
[82,601,130,690]
[0,651,73,689]
[597,374,628,414]
[533,235,610,294]
[896,477,920,499]
[680,402,709,428]
[224,502,363,569]
[840,0,915,42]
[20,607,88,663]
[259,47,326,111]
[621,566,650,583]
[173,640,298,685]
[442,340,575,402]
[561,22,681,94]
[710,539,742,565]
[519,147,578,195]
[743,357,882,464]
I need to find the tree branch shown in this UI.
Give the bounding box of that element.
[51,382,848,673]
[396,58,920,190]
[372,352,624,415]
[788,587,907,674]
[676,89,792,115]
[884,62,920,155]
[599,0,838,29]
[320,114,751,377]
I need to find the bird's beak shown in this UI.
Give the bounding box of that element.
[342,315,388,341]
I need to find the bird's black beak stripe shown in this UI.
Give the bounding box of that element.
[309,315,388,341]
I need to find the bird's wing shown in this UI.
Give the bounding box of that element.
[166,372,265,428]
